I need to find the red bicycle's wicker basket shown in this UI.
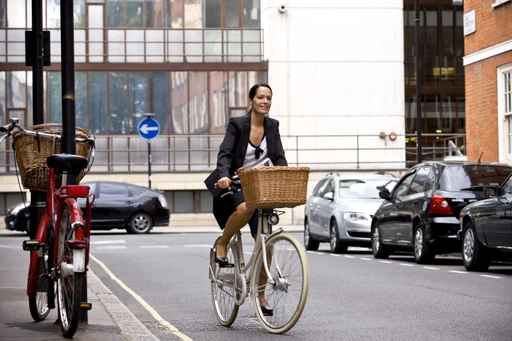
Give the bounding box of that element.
[239,166,310,208]
[12,124,94,192]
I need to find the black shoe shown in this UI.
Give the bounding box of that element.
[215,255,234,268]
[261,305,273,317]
[213,238,234,268]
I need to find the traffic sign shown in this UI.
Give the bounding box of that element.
[137,116,160,141]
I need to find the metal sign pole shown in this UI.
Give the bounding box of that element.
[137,113,159,189]
[148,140,152,189]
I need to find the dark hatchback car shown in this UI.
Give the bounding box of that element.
[371,161,512,263]
[4,181,170,234]
[459,174,512,271]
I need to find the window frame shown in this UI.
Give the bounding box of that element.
[498,64,512,161]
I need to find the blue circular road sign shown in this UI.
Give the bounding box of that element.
[137,117,160,141]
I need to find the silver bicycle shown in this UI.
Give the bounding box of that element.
[209,207,309,334]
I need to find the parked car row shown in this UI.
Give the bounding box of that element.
[4,181,170,235]
[304,161,512,272]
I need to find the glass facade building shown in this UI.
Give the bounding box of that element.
[403,0,465,161]
[0,0,266,134]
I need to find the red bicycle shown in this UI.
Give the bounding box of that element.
[0,118,95,338]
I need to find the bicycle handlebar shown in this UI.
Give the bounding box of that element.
[218,175,241,198]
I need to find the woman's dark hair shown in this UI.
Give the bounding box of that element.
[248,83,272,100]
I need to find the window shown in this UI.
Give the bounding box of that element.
[393,173,415,200]
[99,183,129,199]
[322,180,335,198]
[500,67,512,155]
[503,176,512,194]
[439,165,512,191]
[312,179,326,197]
[409,167,434,194]
[492,0,512,8]
[505,70,512,154]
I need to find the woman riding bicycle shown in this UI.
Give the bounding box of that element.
[205,83,287,314]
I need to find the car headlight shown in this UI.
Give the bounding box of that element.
[343,212,370,222]
[158,194,168,208]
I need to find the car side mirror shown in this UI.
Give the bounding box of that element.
[379,188,392,201]
[324,192,334,201]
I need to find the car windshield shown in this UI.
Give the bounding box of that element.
[439,165,512,191]
[339,179,391,199]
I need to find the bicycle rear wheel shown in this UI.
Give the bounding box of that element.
[210,242,240,327]
[251,233,309,334]
[56,206,85,338]
[28,248,51,321]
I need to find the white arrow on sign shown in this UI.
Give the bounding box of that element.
[140,124,159,135]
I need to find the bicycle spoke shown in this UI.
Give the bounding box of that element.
[252,234,308,334]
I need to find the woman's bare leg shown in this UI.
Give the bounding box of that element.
[216,202,255,257]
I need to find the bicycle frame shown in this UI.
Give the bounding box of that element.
[228,209,285,306]
[26,167,93,297]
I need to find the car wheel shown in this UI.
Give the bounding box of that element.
[462,222,490,271]
[329,219,347,254]
[304,218,319,251]
[127,212,153,234]
[372,225,389,259]
[413,224,434,264]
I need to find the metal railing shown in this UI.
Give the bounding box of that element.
[0,27,264,64]
[0,133,466,174]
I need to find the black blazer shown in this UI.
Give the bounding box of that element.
[205,114,287,195]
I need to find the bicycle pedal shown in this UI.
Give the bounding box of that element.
[79,302,92,311]
[22,240,43,251]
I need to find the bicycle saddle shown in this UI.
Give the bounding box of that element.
[47,154,88,175]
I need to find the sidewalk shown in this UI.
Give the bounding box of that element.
[0,243,160,340]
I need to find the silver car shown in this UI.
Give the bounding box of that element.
[304,173,396,253]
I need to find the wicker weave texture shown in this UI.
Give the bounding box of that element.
[239,166,310,208]
[12,124,93,192]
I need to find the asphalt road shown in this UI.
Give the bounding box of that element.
[90,231,512,341]
[1,231,512,341]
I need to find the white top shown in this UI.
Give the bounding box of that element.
[242,136,273,169]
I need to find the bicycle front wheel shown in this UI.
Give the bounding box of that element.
[251,233,309,334]
[56,206,86,338]
[210,241,240,327]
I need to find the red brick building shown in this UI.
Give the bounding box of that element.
[464,0,512,162]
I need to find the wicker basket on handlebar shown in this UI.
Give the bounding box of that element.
[239,166,310,208]
[12,123,94,192]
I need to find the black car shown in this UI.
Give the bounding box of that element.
[4,181,170,234]
[371,161,512,263]
[459,174,512,271]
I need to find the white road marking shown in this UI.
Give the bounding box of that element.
[95,245,127,250]
[330,254,341,257]
[360,257,372,261]
[349,247,371,252]
[449,270,467,274]
[88,269,159,340]
[480,274,501,279]
[307,251,324,255]
[92,240,126,245]
[399,263,415,267]
[0,244,19,250]
[378,260,392,264]
[139,245,169,249]
[344,255,355,259]
[183,244,212,248]
[423,266,440,271]
[90,254,193,341]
